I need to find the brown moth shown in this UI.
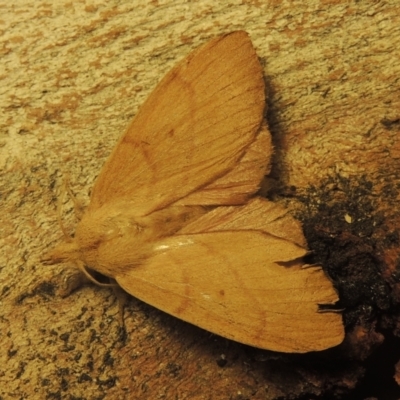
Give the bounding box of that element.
[44,31,344,353]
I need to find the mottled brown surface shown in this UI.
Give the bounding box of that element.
[1,1,400,399]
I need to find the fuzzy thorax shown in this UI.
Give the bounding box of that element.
[44,202,206,279]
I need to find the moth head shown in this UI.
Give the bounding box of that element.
[41,238,114,287]
[41,205,112,268]
[42,240,81,265]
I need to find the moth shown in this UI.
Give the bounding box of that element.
[44,31,344,353]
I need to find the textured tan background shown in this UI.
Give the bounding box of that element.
[1,1,400,399]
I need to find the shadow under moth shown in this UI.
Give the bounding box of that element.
[44,31,344,353]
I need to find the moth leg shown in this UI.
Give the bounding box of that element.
[77,263,129,332]
[112,285,129,337]
[56,267,90,297]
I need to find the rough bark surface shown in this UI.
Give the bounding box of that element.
[1,1,400,399]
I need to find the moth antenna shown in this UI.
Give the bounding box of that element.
[56,177,86,241]
[57,179,72,241]
[64,178,85,220]
[62,176,85,220]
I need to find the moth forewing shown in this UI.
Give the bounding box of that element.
[88,31,266,215]
[116,229,343,353]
